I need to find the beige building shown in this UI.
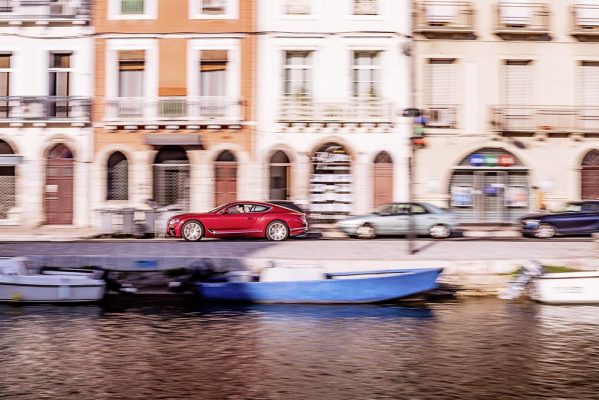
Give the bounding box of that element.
[413,0,599,223]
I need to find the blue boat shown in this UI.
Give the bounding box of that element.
[196,267,443,304]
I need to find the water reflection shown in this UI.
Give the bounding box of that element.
[0,299,597,399]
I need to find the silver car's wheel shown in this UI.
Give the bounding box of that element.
[356,224,376,239]
[429,224,451,239]
[182,220,203,242]
[535,223,556,239]
[266,221,289,241]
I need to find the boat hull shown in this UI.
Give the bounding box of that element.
[0,277,105,303]
[530,272,599,304]
[197,268,443,304]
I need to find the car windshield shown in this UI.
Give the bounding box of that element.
[209,204,230,214]
[375,204,393,214]
[564,203,582,212]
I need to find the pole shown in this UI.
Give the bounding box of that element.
[408,144,415,255]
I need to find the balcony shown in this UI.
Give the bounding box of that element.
[0,96,90,125]
[104,97,244,128]
[571,3,599,40]
[491,106,599,135]
[277,97,394,126]
[413,1,475,38]
[423,105,458,128]
[494,2,550,39]
[0,0,91,25]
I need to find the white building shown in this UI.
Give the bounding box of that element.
[0,0,93,227]
[256,0,412,222]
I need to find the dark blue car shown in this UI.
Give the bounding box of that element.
[520,201,599,238]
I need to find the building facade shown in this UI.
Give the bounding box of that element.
[413,0,599,223]
[256,0,412,223]
[92,0,256,222]
[0,0,93,227]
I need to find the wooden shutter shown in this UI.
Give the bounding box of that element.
[504,60,532,105]
[427,59,455,105]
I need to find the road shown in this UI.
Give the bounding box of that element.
[0,237,595,262]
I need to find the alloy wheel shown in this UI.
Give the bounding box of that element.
[267,222,288,241]
[430,224,450,239]
[356,224,376,239]
[535,224,556,239]
[183,221,203,241]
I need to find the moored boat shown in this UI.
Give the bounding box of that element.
[190,266,443,304]
[0,257,106,303]
[529,271,599,305]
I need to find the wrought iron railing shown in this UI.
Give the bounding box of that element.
[201,0,226,15]
[0,96,91,121]
[0,0,91,20]
[414,1,474,32]
[278,97,394,124]
[491,106,599,133]
[104,97,244,124]
[495,2,550,32]
[571,3,599,33]
[424,105,458,128]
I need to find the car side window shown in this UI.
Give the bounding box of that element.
[250,205,269,213]
[411,204,428,214]
[393,204,410,215]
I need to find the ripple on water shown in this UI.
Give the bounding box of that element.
[0,299,598,400]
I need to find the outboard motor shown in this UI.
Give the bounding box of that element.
[498,260,545,300]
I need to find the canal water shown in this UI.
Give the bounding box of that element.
[0,298,597,400]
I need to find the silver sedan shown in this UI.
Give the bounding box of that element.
[336,203,459,239]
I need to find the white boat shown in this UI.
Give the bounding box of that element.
[529,271,599,305]
[0,257,105,303]
[499,260,599,305]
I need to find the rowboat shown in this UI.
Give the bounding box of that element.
[190,266,443,304]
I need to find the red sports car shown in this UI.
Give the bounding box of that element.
[166,201,309,241]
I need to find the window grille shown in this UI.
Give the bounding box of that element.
[107,152,128,201]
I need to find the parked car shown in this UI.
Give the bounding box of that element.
[166,201,309,242]
[520,200,599,238]
[336,202,459,239]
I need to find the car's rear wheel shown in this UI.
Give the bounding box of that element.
[266,221,289,241]
[534,223,556,239]
[429,224,451,239]
[182,220,204,242]
[356,224,376,239]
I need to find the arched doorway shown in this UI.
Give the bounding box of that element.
[45,143,74,225]
[107,151,128,201]
[214,150,237,206]
[448,148,529,223]
[153,146,190,210]
[0,140,16,220]
[269,150,291,200]
[310,142,352,223]
[582,150,599,200]
[373,151,393,209]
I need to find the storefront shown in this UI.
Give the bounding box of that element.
[309,143,352,222]
[448,148,530,223]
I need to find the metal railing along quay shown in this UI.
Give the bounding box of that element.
[491,106,599,133]
[278,97,394,124]
[104,96,244,125]
[0,96,91,122]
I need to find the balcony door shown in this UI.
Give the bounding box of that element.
[373,151,393,209]
[117,50,145,119]
[426,58,456,127]
[49,53,72,118]
[580,61,599,131]
[199,50,228,118]
[503,59,532,130]
[582,150,599,200]
[45,144,74,225]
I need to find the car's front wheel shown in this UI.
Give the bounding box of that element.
[534,223,556,239]
[356,224,376,239]
[182,220,204,242]
[429,224,451,239]
[266,221,289,241]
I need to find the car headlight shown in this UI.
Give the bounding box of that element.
[522,219,540,227]
[168,218,179,226]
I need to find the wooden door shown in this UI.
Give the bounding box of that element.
[582,150,599,200]
[45,158,73,225]
[214,163,237,206]
[373,164,393,209]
